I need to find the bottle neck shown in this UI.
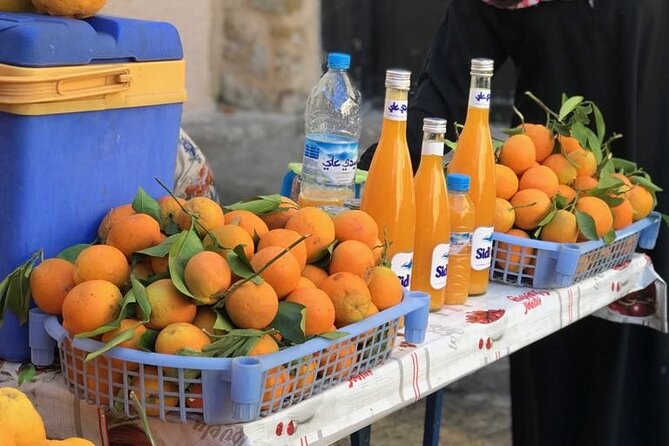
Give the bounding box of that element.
[379,87,409,141]
[449,190,469,196]
[420,131,445,158]
[465,74,492,120]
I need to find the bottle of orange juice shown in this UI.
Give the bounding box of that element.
[361,69,415,289]
[444,173,475,305]
[412,117,450,311]
[447,58,495,295]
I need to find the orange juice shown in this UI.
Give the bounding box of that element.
[447,59,495,295]
[444,174,475,305]
[412,118,450,311]
[361,69,415,289]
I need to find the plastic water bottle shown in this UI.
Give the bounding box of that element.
[299,53,361,207]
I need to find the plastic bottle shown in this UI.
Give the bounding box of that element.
[299,52,361,207]
[444,173,475,305]
[412,117,451,312]
[446,58,495,295]
[360,69,415,289]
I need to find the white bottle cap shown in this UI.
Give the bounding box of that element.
[385,69,411,90]
[470,58,494,77]
[423,117,447,134]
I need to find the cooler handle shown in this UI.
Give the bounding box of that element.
[0,67,132,104]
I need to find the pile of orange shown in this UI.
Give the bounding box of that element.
[494,123,656,274]
[28,194,404,415]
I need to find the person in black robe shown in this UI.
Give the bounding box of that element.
[359,0,669,444]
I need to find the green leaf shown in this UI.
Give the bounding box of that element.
[142,272,170,285]
[137,329,158,352]
[132,187,161,223]
[213,309,235,332]
[288,162,302,176]
[575,210,599,241]
[271,301,306,344]
[223,195,283,215]
[56,244,91,263]
[595,175,624,191]
[500,127,524,136]
[131,276,151,323]
[661,213,669,228]
[17,363,36,386]
[444,139,457,151]
[75,289,136,339]
[555,194,570,209]
[602,229,617,245]
[592,103,606,143]
[586,128,603,164]
[168,228,204,298]
[136,234,180,257]
[537,207,557,228]
[226,245,262,284]
[612,157,637,173]
[312,239,338,269]
[600,159,615,178]
[354,169,368,185]
[630,175,663,192]
[84,327,136,362]
[163,219,181,236]
[203,328,267,357]
[570,121,589,149]
[558,96,584,121]
[318,330,349,340]
[6,267,32,326]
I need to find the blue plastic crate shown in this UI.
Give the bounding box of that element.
[490,213,661,289]
[34,291,429,424]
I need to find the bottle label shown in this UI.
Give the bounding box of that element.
[450,232,472,256]
[430,243,450,290]
[302,135,359,186]
[471,226,494,270]
[468,88,491,109]
[384,99,408,121]
[391,251,413,289]
[421,141,444,156]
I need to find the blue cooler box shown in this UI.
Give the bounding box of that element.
[0,12,187,361]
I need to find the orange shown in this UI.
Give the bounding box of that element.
[0,387,47,446]
[30,258,76,315]
[627,185,654,221]
[573,175,598,192]
[575,196,614,237]
[73,244,129,287]
[248,334,280,355]
[292,359,318,391]
[98,204,135,242]
[251,246,301,299]
[367,266,403,310]
[366,302,379,317]
[371,238,383,266]
[141,279,196,330]
[203,224,255,260]
[82,359,123,405]
[496,229,534,273]
[519,165,559,197]
[494,197,515,233]
[328,240,375,283]
[509,189,552,231]
[540,210,578,243]
[542,154,577,185]
[177,197,225,237]
[569,149,597,177]
[558,135,583,154]
[150,255,169,275]
[611,199,634,230]
[611,173,633,196]
[186,383,203,409]
[318,339,357,380]
[262,367,289,410]
[259,197,299,230]
[498,134,536,175]
[31,0,106,18]
[332,210,379,248]
[62,280,122,335]
[302,265,329,288]
[130,366,178,416]
[319,272,371,327]
[41,438,97,445]
[285,207,336,262]
[157,195,186,228]
[494,163,519,200]
[106,213,163,258]
[523,123,555,162]
[184,251,231,304]
[257,228,308,270]
[155,322,211,355]
[131,259,153,281]
[295,276,317,290]
[225,281,279,329]
[286,288,336,336]
[224,210,269,239]
[556,184,577,204]
[100,319,147,371]
[192,306,219,334]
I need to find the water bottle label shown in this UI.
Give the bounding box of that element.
[450,232,472,256]
[468,88,491,109]
[302,135,359,186]
[471,226,494,270]
[421,141,444,156]
[391,252,413,290]
[384,99,408,121]
[430,243,450,290]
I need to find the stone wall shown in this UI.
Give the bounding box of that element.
[220,0,322,113]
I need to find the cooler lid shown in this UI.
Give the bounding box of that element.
[0,12,183,67]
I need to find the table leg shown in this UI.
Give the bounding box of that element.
[350,424,372,446]
[423,388,444,446]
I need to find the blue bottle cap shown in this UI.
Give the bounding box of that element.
[447,173,470,192]
[327,52,351,69]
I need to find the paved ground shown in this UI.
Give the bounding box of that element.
[183,108,511,445]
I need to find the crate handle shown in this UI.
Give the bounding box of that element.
[44,315,68,346]
[0,67,132,105]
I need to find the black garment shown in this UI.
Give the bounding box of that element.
[359,0,669,444]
